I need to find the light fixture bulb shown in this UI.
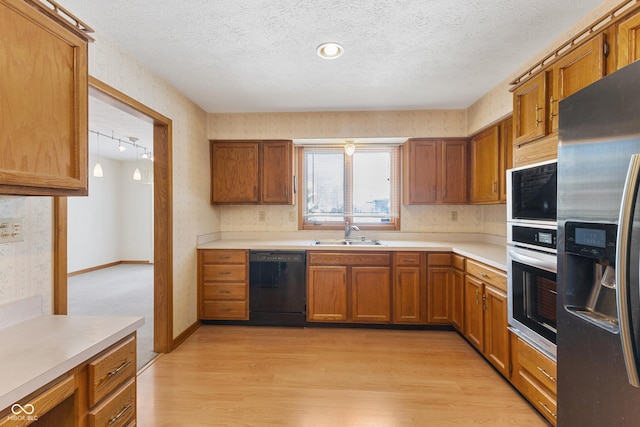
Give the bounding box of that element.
[118,142,127,152]
[93,162,103,177]
[317,42,344,59]
[344,141,356,156]
[133,167,142,181]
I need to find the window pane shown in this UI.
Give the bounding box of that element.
[352,151,392,223]
[304,150,344,223]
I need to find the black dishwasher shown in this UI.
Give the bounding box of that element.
[249,251,306,326]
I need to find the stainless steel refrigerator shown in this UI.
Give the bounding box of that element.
[558,59,640,426]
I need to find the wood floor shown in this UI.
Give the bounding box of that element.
[136,326,548,426]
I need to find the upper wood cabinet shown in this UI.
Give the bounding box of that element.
[513,72,548,147]
[402,139,467,205]
[0,0,92,196]
[468,114,512,205]
[617,11,640,68]
[210,140,293,204]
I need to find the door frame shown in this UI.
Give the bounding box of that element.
[53,77,174,353]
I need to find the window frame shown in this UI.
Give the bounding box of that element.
[297,145,401,231]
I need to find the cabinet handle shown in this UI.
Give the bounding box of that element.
[218,271,231,276]
[404,259,416,262]
[475,289,480,304]
[549,96,558,121]
[537,366,557,382]
[218,256,231,260]
[253,187,257,196]
[538,401,557,419]
[535,105,543,126]
[482,294,487,310]
[478,271,489,278]
[218,290,231,294]
[492,181,497,193]
[107,359,132,378]
[432,186,436,199]
[109,402,133,425]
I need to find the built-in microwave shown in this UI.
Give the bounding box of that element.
[507,159,557,225]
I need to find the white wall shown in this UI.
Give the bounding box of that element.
[67,154,153,273]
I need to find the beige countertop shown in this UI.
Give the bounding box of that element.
[197,239,507,270]
[0,314,144,411]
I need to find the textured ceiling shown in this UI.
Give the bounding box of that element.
[61,0,603,114]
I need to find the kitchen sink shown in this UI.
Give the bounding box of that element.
[311,239,385,246]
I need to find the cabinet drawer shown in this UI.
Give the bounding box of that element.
[89,336,136,407]
[201,250,246,264]
[203,282,247,300]
[308,252,391,266]
[89,378,136,427]
[428,253,451,266]
[452,254,465,271]
[395,252,421,266]
[517,337,557,393]
[466,259,506,291]
[202,300,248,319]
[202,264,246,282]
[514,370,557,425]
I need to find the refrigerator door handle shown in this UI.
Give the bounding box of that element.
[616,154,640,388]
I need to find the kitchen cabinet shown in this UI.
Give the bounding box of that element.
[499,116,513,203]
[198,249,249,320]
[617,10,640,69]
[0,0,92,196]
[510,332,557,426]
[427,253,452,324]
[402,139,467,205]
[0,333,138,427]
[392,252,426,324]
[469,125,500,204]
[464,259,509,378]
[210,140,293,204]
[450,254,465,332]
[307,252,391,323]
[512,35,605,167]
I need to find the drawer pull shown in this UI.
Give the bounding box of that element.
[219,256,231,259]
[107,359,132,378]
[218,290,231,294]
[218,271,231,276]
[538,401,557,419]
[404,258,416,262]
[537,366,557,382]
[109,402,133,425]
[478,271,489,278]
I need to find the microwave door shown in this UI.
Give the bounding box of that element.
[616,154,640,387]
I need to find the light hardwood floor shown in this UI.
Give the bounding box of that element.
[137,326,548,426]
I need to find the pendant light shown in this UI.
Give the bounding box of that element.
[93,133,104,177]
[344,140,356,156]
[133,144,141,181]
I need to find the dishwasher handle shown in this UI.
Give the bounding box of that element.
[249,251,306,263]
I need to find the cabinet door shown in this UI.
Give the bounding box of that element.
[499,116,513,203]
[441,139,468,203]
[307,266,348,322]
[483,285,509,378]
[464,275,484,351]
[351,267,391,323]
[404,140,438,204]
[427,267,451,323]
[211,142,260,203]
[0,1,89,196]
[550,34,605,132]
[618,11,640,68]
[513,73,548,145]
[393,267,423,324]
[261,141,293,204]
[451,269,465,332]
[470,126,500,204]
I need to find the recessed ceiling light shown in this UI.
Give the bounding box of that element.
[317,42,344,59]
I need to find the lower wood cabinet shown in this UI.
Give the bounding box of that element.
[392,252,426,324]
[198,249,249,320]
[464,259,509,378]
[307,252,391,323]
[450,255,465,332]
[427,253,452,324]
[510,332,557,426]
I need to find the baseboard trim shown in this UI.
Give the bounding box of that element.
[172,321,201,350]
[68,260,152,277]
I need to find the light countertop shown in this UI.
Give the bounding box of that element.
[0,315,144,411]
[197,239,507,270]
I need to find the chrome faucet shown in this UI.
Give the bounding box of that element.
[345,222,360,240]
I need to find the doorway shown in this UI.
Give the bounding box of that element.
[53,77,174,354]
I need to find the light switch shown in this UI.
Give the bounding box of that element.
[0,218,24,243]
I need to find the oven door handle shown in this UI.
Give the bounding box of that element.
[616,153,640,388]
[507,247,556,273]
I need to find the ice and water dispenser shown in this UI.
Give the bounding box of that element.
[564,222,619,333]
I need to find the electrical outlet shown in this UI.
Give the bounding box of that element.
[450,211,458,222]
[0,218,24,243]
[259,211,266,222]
